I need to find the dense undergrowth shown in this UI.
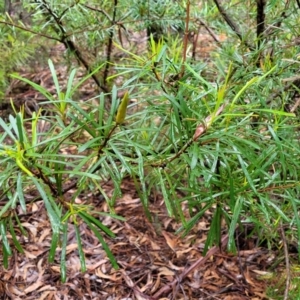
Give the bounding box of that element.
[0,0,299,297]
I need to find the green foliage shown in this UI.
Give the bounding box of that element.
[0,1,299,293]
[0,60,124,273]
[0,17,36,100]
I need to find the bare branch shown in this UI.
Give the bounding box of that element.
[213,0,254,51]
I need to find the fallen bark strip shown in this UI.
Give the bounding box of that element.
[152,234,229,299]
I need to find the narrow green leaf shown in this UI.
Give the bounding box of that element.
[0,220,12,256]
[204,205,222,254]
[60,221,68,283]
[190,143,198,170]
[253,108,295,117]
[48,59,61,97]
[109,145,131,173]
[71,62,106,93]
[74,223,86,272]
[227,196,243,253]
[81,214,118,269]
[78,211,115,237]
[2,243,9,269]
[9,217,24,253]
[92,224,118,269]
[54,170,102,180]
[136,149,148,211]
[10,74,54,102]
[98,93,105,131]
[229,176,235,210]
[31,111,39,146]
[16,113,24,144]
[233,146,257,194]
[176,202,213,236]
[14,214,27,237]
[31,177,60,232]
[158,168,173,216]
[0,118,16,141]
[78,136,102,153]
[65,68,77,99]
[67,113,96,138]
[48,231,59,263]
[11,191,18,209]
[0,196,14,218]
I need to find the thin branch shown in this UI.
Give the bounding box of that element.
[0,20,61,41]
[34,0,109,93]
[179,0,190,79]
[265,1,292,37]
[103,0,118,84]
[213,0,254,51]
[192,18,223,60]
[256,0,266,67]
[256,0,266,48]
[197,18,222,47]
[150,101,228,168]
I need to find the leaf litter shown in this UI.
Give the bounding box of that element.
[0,176,275,299]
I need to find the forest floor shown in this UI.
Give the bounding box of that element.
[0,174,276,300]
[0,31,292,300]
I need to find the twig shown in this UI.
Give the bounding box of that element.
[153,234,229,299]
[0,20,61,41]
[280,223,290,300]
[103,0,117,84]
[213,0,254,51]
[256,0,266,67]
[179,0,190,78]
[197,18,222,47]
[256,0,266,48]
[265,1,292,37]
[35,0,109,93]
[151,101,228,168]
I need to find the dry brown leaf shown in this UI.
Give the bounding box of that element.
[38,228,51,243]
[37,285,56,292]
[150,273,161,294]
[150,240,160,250]
[86,259,107,271]
[140,272,153,292]
[168,261,184,271]
[21,222,38,237]
[95,268,121,281]
[31,202,39,212]
[37,291,51,300]
[120,269,134,287]
[7,284,25,297]
[22,263,37,279]
[50,266,60,273]
[175,247,195,258]
[24,280,44,294]
[158,266,175,277]
[161,230,177,251]
[244,268,258,287]
[251,269,273,276]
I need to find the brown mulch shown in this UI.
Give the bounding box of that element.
[0,177,274,300]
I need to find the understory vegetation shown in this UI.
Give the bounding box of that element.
[0,0,299,298]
